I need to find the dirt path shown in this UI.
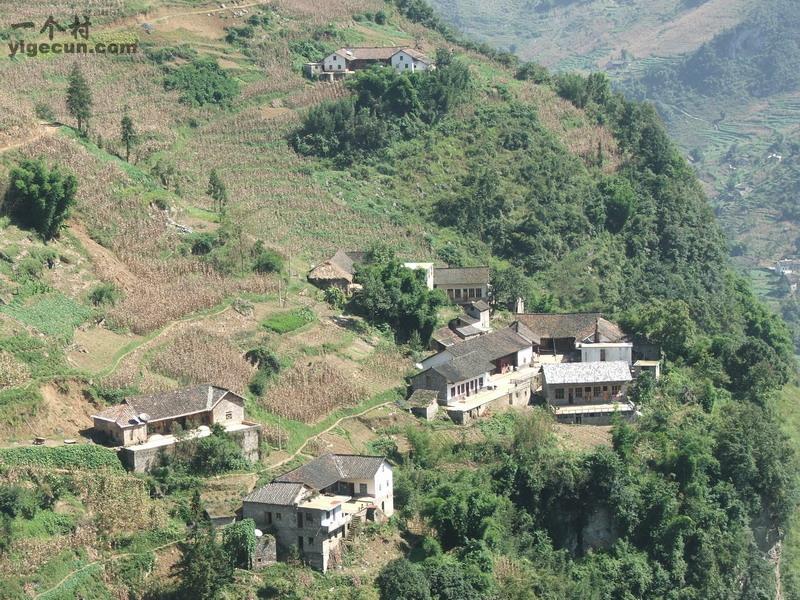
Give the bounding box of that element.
[34,539,182,599]
[267,401,395,470]
[0,122,60,155]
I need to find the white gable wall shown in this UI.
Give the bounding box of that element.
[323,53,348,72]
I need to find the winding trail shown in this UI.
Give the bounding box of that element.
[0,122,60,155]
[268,400,395,470]
[33,539,182,599]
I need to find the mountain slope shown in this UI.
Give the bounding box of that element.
[0,0,796,597]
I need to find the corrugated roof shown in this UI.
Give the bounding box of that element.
[542,361,632,385]
[244,482,306,506]
[434,266,490,286]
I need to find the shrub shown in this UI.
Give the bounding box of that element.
[186,424,249,475]
[5,158,77,240]
[164,58,239,106]
[253,248,284,274]
[88,282,120,306]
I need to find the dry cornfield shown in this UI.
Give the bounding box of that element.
[259,360,366,423]
[149,326,256,393]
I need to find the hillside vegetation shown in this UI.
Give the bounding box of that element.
[430,0,800,351]
[0,0,796,597]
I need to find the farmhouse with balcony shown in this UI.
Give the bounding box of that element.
[91,385,261,471]
[433,266,490,305]
[430,300,492,350]
[242,454,393,572]
[541,361,635,425]
[411,326,536,423]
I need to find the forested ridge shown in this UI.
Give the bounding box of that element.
[0,0,797,597]
[290,3,799,596]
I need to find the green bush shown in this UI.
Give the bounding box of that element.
[164,58,239,107]
[4,158,77,240]
[88,282,120,306]
[253,248,285,274]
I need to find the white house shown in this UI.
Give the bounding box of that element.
[390,48,435,72]
[242,454,393,572]
[576,341,633,365]
[541,361,634,425]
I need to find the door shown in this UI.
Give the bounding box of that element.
[575,415,582,425]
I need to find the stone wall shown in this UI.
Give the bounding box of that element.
[119,424,261,472]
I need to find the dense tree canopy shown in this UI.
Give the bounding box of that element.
[5,158,78,240]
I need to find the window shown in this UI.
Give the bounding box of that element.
[479,377,484,387]
[276,512,282,521]
[225,411,232,420]
[575,387,583,398]
[584,387,591,394]
[455,288,462,299]
[359,483,368,494]
[326,510,330,520]
[450,387,455,397]
[476,288,483,298]
[308,537,314,546]
[266,511,272,524]
[602,386,608,392]
[405,63,409,69]
[555,388,565,400]
[593,387,601,397]
[298,536,303,549]
[600,349,606,361]
[612,385,620,395]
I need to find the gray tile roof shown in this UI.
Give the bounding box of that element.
[123,385,239,423]
[243,482,306,506]
[274,454,387,491]
[515,313,627,343]
[446,327,531,362]
[542,361,632,385]
[431,353,494,383]
[334,47,403,61]
[434,266,490,286]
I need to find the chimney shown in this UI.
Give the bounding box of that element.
[514,297,525,315]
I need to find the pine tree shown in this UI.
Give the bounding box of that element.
[120,114,136,162]
[207,168,228,213]
[66,63,92,134]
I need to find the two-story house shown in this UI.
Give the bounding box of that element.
[411,326,536,423]
[242,454,393,572]
[541,361,635,425]
[433,266,490,305]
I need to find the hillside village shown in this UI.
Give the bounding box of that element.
[0,0,797,598]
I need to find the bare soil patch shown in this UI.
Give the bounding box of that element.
[68,327,140,374]
[554,423,613,451]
